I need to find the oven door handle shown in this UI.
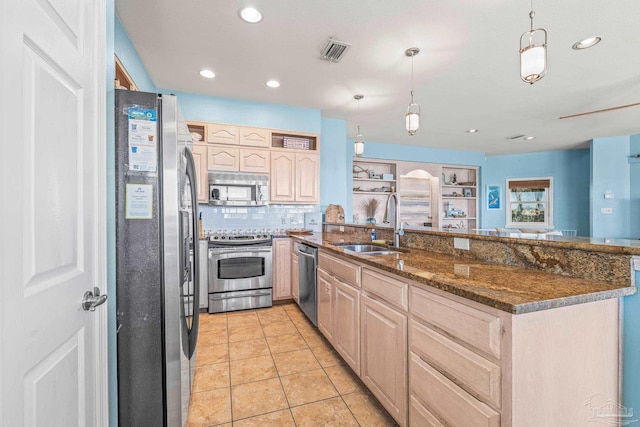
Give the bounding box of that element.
[209,247,272,255]
[212,291,272,300]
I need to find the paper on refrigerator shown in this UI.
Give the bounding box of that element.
[127,106,158,172]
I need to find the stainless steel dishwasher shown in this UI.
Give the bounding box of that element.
[296,242,318,326]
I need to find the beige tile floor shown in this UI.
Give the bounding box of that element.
[188,303,398,427]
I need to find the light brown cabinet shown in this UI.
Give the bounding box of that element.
[333,278,360,375]
[291,251,299,303]
[208,146,270,174]
[239,148,270,174]
[271,152,319,204]
[191,144,209,203]
[361,294,408,426]
[207,146,239,171]
[270,151,296,202]
[317,268,334,343]
[272,238,292,301]
[408,285,619,427]
[295,152,320,203]
[240,127,269,147]
[208,124,239,145]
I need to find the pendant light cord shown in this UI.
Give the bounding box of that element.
[529,0,535,31]
[410,54,415,103]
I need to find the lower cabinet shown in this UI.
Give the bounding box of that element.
[333,278,360,375]
[291,251,299,304]
[272,238,291,301]
[361,294,408,427]
[410,352,499,427]
[317,268,334,343]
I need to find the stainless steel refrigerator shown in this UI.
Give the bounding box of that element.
[115,90,200,427]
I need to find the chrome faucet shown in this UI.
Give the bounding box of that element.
[384,192,404,247]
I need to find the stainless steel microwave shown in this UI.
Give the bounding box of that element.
[208,171,269,206]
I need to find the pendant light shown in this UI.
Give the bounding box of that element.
[405,47,420,135]
[354,94,365,157]
[519,0,547,84]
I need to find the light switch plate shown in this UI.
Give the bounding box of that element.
[454,237,470,250]
[601,208,613,214]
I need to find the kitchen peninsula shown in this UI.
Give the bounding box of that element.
[289,224,637,426]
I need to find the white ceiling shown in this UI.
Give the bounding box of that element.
[116,0,640,155]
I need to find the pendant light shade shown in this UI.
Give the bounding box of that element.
[354,126,365,157]
[354,94,365,157]
[520,8,547,84]
[405,48,420,135]
[406,96,420,136]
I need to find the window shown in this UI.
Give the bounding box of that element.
[506,177,553,229]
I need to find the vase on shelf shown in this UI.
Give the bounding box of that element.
[367,217,377,224]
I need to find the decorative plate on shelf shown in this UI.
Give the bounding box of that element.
[286,228,314,235]
[190,132,203,141]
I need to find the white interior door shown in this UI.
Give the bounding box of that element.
[0,0,108,425]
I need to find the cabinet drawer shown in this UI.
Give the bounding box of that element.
[410,353,500,427]
[410,286,502,359]
[409,395,444,427]
[410,320,501,408]
[362,268,408,311]
[319,252,360,288]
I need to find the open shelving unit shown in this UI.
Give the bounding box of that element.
[440,165,479,230]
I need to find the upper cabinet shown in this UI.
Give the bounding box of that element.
[240,127,270,148]
[295,153,320,203]
[208,124,240,145]
[271,152,319,204]
[186,120,320,204]
[191,145,209,203]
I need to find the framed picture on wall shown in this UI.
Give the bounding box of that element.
[487,185,501,210]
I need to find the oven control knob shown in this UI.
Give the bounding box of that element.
[213,236,219,240]
[221,236,226,239]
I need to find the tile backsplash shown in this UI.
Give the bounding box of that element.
[199,204,321,234]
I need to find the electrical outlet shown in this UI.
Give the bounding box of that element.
[604,191,615,199]
[454,237,470,250]
[601,207,613,214]
[339,226,345,232]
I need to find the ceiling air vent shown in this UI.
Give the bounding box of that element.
[321,38,351,63]
[505,134,526,140]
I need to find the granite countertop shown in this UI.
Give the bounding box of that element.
[293,232,637,314]
[324,222,640,255]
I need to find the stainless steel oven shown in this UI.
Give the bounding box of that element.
[208,235,272,313]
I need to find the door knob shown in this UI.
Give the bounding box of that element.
[82,287,108,312]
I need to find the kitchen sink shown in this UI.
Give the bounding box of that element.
[334,243,402,255]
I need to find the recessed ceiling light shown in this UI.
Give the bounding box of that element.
[199,69,215,79]
[466,129,479,133]
[523,136,536,140]
[239,7,262,23]
[266,80,280,88]
[572,36,601,50]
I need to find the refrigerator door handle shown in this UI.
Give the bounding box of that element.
[184,147,200,359]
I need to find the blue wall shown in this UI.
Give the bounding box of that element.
[114,17,156,92]
[482,149,591,235]
[162,90,322,134]
[590,137,631,238]
[630,135,640,239]
[320,118,348,209]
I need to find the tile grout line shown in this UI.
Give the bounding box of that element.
[265,307,298,426]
